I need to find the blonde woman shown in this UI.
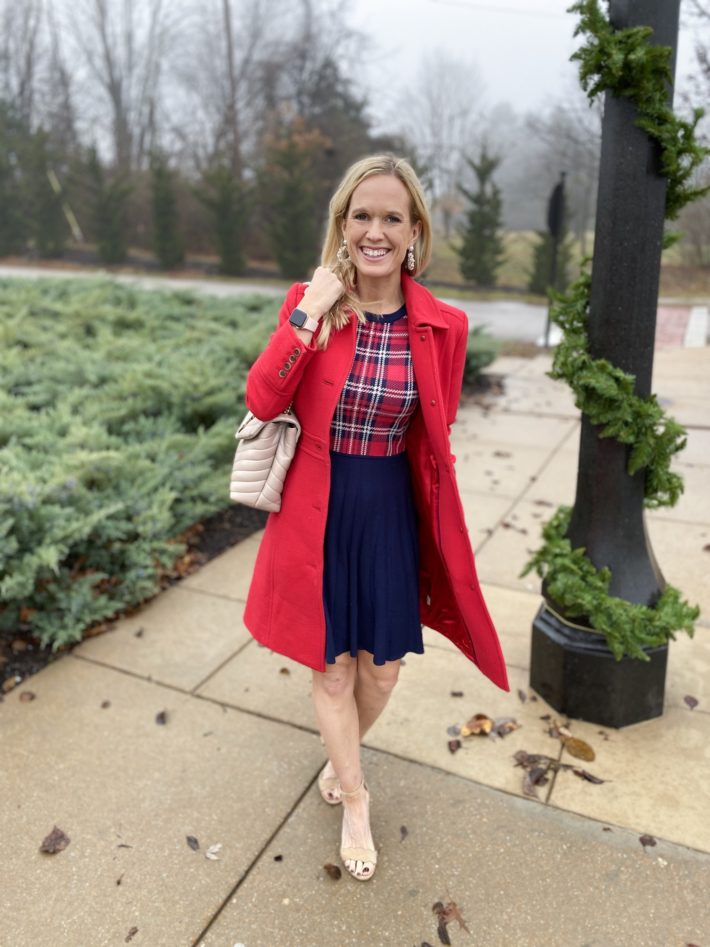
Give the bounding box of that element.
[243,154,510,881]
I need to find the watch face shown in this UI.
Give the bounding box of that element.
[289,308,307,327]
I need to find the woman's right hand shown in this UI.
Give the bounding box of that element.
[299,266,345,321]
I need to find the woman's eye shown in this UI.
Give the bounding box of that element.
[386,216,402,224]
[353,212,368,220]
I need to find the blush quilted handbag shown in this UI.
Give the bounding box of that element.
[228,406,301,512]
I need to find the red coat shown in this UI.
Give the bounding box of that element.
[243,274,510,692]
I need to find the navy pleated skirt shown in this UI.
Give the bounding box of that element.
[323,450,424,665]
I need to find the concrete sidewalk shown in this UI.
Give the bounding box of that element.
[1,348,709,947]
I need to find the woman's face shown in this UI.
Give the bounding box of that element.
[342,174,421,283]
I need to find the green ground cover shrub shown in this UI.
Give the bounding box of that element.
[0,277,276,650]
[463,325,500,385]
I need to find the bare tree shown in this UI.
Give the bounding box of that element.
[57,0,180,173]
[390,50,486,232]
[0,0,44,125]
[524,82,603,256]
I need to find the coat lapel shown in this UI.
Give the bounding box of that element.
[403,275,450,458]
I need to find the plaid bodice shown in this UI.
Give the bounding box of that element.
[329,305,419,456]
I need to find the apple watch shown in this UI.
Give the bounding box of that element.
[289,307,319,333]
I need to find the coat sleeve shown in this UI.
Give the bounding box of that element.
[244,282,319,420]
[445,310,468,463]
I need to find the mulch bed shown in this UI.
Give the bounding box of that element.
[0,373,504,696]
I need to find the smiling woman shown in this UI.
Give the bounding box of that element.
[240,153,510,883]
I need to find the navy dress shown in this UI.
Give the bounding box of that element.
[323,304,425,665]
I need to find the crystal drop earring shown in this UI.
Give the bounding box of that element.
[406,245,416,273]
[337,238,350,264]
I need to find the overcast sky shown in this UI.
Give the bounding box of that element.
[346,0,701,126]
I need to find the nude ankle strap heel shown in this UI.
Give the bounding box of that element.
[338,775,377,880]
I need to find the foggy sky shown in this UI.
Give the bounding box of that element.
[347,0,700,128]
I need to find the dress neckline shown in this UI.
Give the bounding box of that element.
[364,303,407,324]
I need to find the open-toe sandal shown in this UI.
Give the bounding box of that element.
[339,776,378,881]
[317,763,342,805]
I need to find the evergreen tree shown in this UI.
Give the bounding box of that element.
[0,101,31,255]
[457,146,505,285]
[457,145,505,287]
[150,150,184,270]
[259,118,327,280]
[86,147,132,264]
[27,128,67,258]
[195,164,248,277]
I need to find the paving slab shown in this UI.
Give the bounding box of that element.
[452,438,554,500]
[645,516,710,618]
[73,583,251,691]
[458,492,513,550]
[451,407,576,449]
[493,375,578,418]
[180,529,263,600]
[198,747,710,947]
[472,498,558,594]
[0,657,323,947]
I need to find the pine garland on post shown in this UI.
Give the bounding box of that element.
[520,0,707,660]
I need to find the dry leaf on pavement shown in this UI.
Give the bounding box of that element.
[39,825,71,854]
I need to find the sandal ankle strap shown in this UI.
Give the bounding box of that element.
[338,774,366,796]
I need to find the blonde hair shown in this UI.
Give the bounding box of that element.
[315,154,433,349]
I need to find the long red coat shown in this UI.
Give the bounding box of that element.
[242,273,510,692]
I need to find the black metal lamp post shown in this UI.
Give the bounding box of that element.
[542,172,567,348]
[530,0,681,728]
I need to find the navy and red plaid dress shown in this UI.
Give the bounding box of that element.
[330,304,419,456]
[323,304,425,665]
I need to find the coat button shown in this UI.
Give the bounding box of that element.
[278,369,286,377]
[294,347,301,355]
[289,354,297,362]
[420,334,426,341]
[284,362,291,370]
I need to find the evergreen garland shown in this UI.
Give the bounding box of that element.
[569,0,710,225]
[520,0,705,659]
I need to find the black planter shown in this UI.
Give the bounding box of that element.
[530,602,668,728]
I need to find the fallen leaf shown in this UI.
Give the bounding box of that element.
[133,627,144,638]
[400,825,408,841]
[323,862,342,880]
[273,854,283,861]
[639,834,657,849]
[448,739,462,754]
[186,835,199,851]
[492,716,520,737]
[19,691,36,702]
[573,768,606,784]
[432,898,470,944]
[155,710,168,725]
[450,690,464,697]
[684,695,699,710]
[101,700,111,709]
[460,713,493,736]
[11,638,28,652]
[205,842,222,860]
[40,826,70,854]
[561,736,595,761]
[125,926,139,942]
[279,667,290,675]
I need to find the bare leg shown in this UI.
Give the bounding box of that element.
[353,650,401,740]
[317,651,401,790]
[311,651,376,878]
